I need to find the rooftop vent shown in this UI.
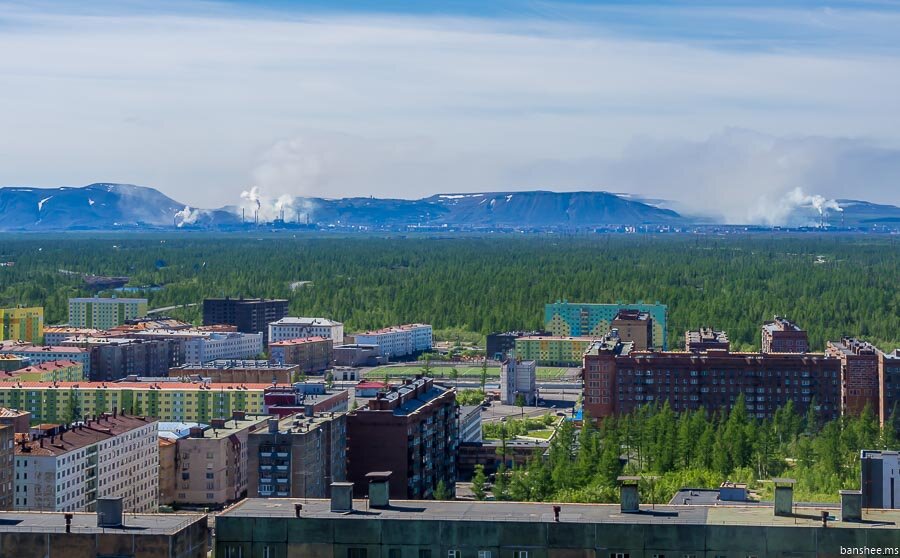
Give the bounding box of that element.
[330,482,354,513]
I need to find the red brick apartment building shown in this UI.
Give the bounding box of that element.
[346,376,457,500]
[761,316,809,353]
[827,337,880,416]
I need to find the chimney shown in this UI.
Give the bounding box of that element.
[618,476,640,513]
[97,498,124,528]
[773,478,796,516]
[330,482,354,513]
[189,426,204,438]
[232,410,246,422]
[113,406,117,418]
[366,471,392,508]
[211,418,227,429]
[304,405,314,418]
[840,490,862,522]
[65,512,73,533]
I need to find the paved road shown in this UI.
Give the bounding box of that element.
[147,302,199,315]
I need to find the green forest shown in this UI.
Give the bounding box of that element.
[0,233,897,351]
[484,398,898,504]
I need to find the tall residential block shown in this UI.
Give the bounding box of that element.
[0,381,268,423]
[761,315,809,353]
[610,309,653,351]
[14,413,158,512]
[169,414,270,508]
[347,376,457,499]
[583,333,841,421]
[269,336,334,373]
[353,324,433,360]
[0,306,43,344]
[61,336,178,381]
[827,337,880,416]
[202,297,288,343]
[500,358,536,405]
[545,300,668,349]
[68,297,148,330]
[268,317,345,344]
[879,349,900,427]
[247,413,347,499]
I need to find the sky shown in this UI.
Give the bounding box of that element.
[1,0,899,223]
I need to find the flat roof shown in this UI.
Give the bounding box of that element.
[270,317,342,326]
[0,511,204,535]
[172,360,297,370]
[69,297,147,302]
[15,415,156,456]
[220,498,900,529]
[0,381,271,391]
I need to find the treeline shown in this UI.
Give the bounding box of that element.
[0,234,897,350]
[487,398,898,504]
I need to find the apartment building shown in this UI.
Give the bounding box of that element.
[545,300,668,349]
[269,336,333,373]
[0,306,44,344]
[61,336,179,381]
[514,335,595,366]
[68,297,148,330]
[761,315,809,353]
[247,413,347,499]
[0,344,91,377]
[0,381,268,423]
[879,348,900,427]
[582,332,841,421]
[347,376,457,499]
[485,330,549,361]
[0,360,83,383]
[202,297,288,343]
[169,360,299,384]
[0,425,12,510]
[168,414,270,508]
[353,324,433,360]
[43,327,104,346]
[0,407,31,433]
[610,309,653,350]
[268,317,345,344]
[14,413,158,512]
[263,383,350,417]
[0,354,29,372]
[158,437,177,506]
[827,337,880,416]
[500,358,536,405]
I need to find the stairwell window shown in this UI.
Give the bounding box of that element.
[448,551,461,558]
[478,551,491,558]
[514,552,529,558]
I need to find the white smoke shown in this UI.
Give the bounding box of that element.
[173,206,201,227]
[237,186,315,223]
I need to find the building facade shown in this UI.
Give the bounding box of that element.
[269,337,333,373]
[347,376,457,499]
[333,344,383,367]
[879,349,900,427]
[827,337,880,416]
[545,300,668,349]
[610,309,653,351]
[1,360,83,383]
[169,360,299,384]
[62,337,178,381]
[515,336,594,366]
[458,404,482,444]
[184,332,264,364]
[0,425,12,510]
[0,306,43,344]
[0,381,268,423]
[485,330,549,361]
[353,324,433,360]
[247,413,347,499]
[583,334,841,421]
[42,327,104,345]
[861,449,900,509]
[0,344,91,377]
[202,297,288,343]
[158,437,177,506]
[263,384,349,417]
[14,414,158,512]
[68,297,148,330]
[761,316,809,353]
[268,317,345,344]
[500,358,536,405]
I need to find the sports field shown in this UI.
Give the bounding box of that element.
[364,364,572,380]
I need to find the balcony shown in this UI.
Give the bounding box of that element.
[276,491,289,497]
[260,452,273,458]
[276,465,288,471]
[276,452,289,458]
[276,478,289,484]
[260,465,272,471]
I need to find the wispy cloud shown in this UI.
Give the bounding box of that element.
[0,0,898,216]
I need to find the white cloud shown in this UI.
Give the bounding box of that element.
[0,1,898,211]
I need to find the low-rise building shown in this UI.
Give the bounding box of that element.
[0,360,84,382]
[0,506,207,558]
[0,407,31,432]
[0,380,268,423]
[0,354,29,372]
[861,449,900,509]
[14,413,158,512]
[268,317,345,344]
[42,327,104,346]
[269,336,333,373]
[333,344,383,367]
[247,413,347,498]
[500,358,536,405]
[169,359,299,384]
[685,328,730,352]
[0,344,91,377]
[486,330,549,361]
[164,413,270,508]
[347,376,457,499]
[353,324,433,360]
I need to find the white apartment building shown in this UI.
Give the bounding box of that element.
[68,297,148,330]
[14,414,158,512]
[500,358,537,405]
[268,317,345,344]
[353,324,433,360]
[184,332,264,364]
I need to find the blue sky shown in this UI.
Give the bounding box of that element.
[0,0,899,223]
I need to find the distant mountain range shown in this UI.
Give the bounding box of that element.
[0,183,897,230]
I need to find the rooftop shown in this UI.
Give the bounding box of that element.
[358,376,451,415]
[69,297,147,303]
[220,498,900,529]
[15,414,157,456]
[828,337,878,356]
[612,309,650,322]
[270,336,331,346]
[763,316,805,333]
[2,360,81,375]
[255,412,344,436]
[0,407,29,418]
[0,380,271,391]
[685,328,729,345]
[172,360,297,370]
[357,324,431,335]
[0,511,204,535]
[517,335,598,342]
[0,344,88,354]
[270,317,342,327]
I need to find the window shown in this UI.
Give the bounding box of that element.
[448,552,461,558]
[419,551,432,558]
[225,547,243,558]
[348,549,368,558]
[515,552,528,558]
[389,550,402,558]
[478,552,491,558]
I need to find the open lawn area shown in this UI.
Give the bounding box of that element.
[364,364,572,380]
